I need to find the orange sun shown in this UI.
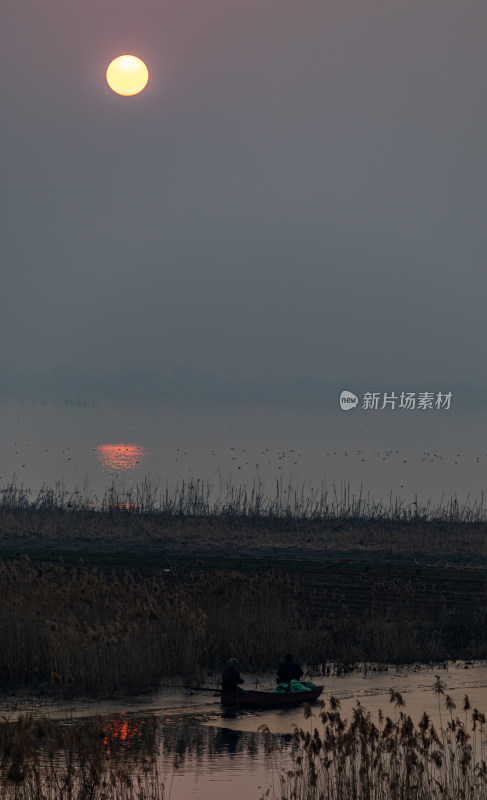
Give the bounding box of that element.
[106,55,149,96]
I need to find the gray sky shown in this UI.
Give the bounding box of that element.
[2,0,486,403]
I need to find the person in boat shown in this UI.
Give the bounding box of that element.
[221,658,245,693]
[276,654,304,685]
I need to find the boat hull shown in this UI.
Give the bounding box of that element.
[220,686,323,709]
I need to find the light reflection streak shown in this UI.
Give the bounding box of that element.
[102,714,146,753]
[96,443,147,475]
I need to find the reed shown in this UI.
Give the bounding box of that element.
[0,478,487,558]
[260,682,487,799]
[0,556,317,695]
[1,552,486,697]
[0,712,170,799]
[1,478,487,697]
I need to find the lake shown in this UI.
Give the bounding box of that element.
[1,398,486,513]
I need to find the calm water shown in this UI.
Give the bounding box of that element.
[1,398,486,510]
[14,663,487,800]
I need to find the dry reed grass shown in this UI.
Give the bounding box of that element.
[1,479,487,696]
[0,556,316,695]
[0,712,169,799]
[0,478,486,558]
[260,679,487,799]
[1,551,487,696]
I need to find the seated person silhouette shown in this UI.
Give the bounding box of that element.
[276,654,303,685]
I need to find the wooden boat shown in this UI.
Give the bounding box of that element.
[220,685,323,709]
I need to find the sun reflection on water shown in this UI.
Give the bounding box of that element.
[96,443,147,474]
[102,715,147,753]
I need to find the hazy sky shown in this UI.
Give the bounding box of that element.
[2,0,486,403]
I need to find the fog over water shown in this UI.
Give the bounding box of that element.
[2,0,487,415]
[2,0,486,512]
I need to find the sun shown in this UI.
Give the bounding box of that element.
[106,55,149,96]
